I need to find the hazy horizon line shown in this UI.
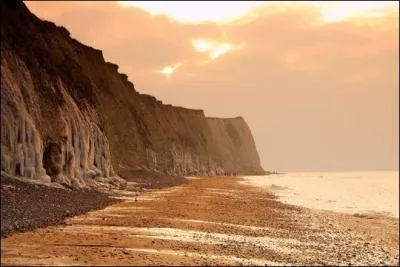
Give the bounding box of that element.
[270,169,399,173]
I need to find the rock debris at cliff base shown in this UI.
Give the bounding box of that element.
[0,174,121,238]
[118,169,187,189]
[0,172,190,238]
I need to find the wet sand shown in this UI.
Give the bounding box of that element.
[1,176,399,266]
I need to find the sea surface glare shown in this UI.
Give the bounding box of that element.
[244,171,399,218]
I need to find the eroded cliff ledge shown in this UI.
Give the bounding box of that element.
[1,0,265,189]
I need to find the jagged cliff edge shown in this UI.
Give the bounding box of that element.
[0,0,265,190]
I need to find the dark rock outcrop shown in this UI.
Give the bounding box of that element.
[0,0,264,189]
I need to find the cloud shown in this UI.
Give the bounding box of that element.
[25,2,399,171]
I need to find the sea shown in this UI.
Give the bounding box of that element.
[243,171,399,218]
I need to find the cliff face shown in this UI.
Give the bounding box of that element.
[0,1,264,188]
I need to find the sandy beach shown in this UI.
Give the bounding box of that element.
[1,176,399,266]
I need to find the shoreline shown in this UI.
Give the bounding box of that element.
[242,172,400,220]
[240,176,400,220]
[1,176,399,265]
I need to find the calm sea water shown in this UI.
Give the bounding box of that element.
[243,171,399,218]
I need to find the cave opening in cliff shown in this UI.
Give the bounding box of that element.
[42,141,63,179]
[14,163,22,176]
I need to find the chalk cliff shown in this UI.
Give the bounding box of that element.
[0,0,264,189]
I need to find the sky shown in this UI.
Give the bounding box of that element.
[25,1,399,172]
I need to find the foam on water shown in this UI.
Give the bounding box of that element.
[243,171,399,218]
